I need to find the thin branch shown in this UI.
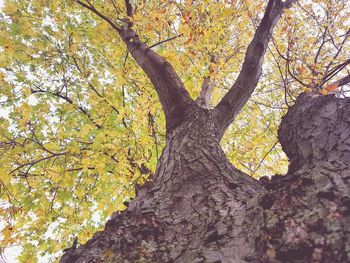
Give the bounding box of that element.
[74,0,122,33]
[148,112,159,158]
[251,141,278,177]
[267,40,291,107]
[324,29,350,76]
[271,36,309,88]
[148,34,183,49]
[10,152,66,175]
[286,47,308,88]
[314,26,328,65]
[110,0,121,13]
[71,55,120,114]
[31,85,102,129]
[317,59,350,88]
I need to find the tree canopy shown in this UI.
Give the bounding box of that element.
[0,0,349,261]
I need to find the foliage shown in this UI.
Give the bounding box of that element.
[0,0,349,260]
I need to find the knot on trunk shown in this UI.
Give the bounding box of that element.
[278,93,350,173]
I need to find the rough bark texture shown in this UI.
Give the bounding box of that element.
[61,104,266,262]
[214,0,296,137]
[262,93,350,262]
[60,93,350,263]
[120,28,196,131]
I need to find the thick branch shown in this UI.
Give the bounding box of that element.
[124,0,133,27]
[317,58,350,89]
[326,74,350,93]
[338,74,350,87]
[214,0,296,138]
[196,77,215,108]
[119,29,195,130]
[75,0,195,131]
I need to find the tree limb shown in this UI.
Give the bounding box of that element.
[317,58,350,88]
[148,34,183,49]
[213,0,297,138]
[75,0,195,131]
[75,0,121,32]
[124,0,133,27]
[326,74,350,90]
[338,74,350,87]
[196,77,215,108]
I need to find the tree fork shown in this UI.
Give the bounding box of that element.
[60,1,350,262]
[61,92,350,263]
[61,104,267,262]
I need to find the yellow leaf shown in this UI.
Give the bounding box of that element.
[0,52,9,67]
[320,89,328,96]
[1,226,13,243]
[3,2,17,14]
[0,167,11,184]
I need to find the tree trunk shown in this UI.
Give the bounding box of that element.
[60,93,350,263]
[264,93,350,262]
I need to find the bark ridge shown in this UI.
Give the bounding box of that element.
[61,94,350,263]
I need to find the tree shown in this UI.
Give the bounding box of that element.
[0,0,349,262]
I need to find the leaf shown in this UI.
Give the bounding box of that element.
[324,82,339,92]
[320,82,339,96]
[3,2,18,14]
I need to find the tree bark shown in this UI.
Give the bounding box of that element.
[263,93,350,262]
[60,93,350,263]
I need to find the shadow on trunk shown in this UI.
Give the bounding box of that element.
[60,93,350,263]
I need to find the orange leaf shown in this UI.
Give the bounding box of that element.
[325,82,339,92]
[320,89,328,96]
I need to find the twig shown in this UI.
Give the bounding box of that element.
[148,34,183,49]
[251,141,278,177]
